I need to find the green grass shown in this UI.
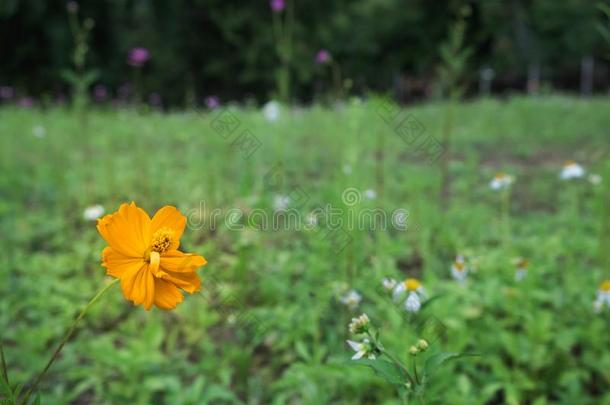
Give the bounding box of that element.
[1,95,610,404]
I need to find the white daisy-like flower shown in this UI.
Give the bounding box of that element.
[489,172,514,190]
[83,204,105,221]
[364,189,377,200]
[451,260,468,282]
[405,292,421,313]
[273,194,290,211]
[32,125,46,138]
[560,161,585,180]
[514,258,528,282]
[340,289,362,310]
[382,278,397,291]
[588,174,602,186]
[393,278,425,313]
[593,280,610,313]
[348,313,370,335]
[346,339,376,360]
[263,100,281,122]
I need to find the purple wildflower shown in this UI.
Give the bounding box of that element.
[93,84,108,102]
[316,49,331,64]
[270,0,285,12]
[66,1,78,13]
[18,97,34,108]
[205,95,220,109]
[0,86,14,100]
[127,47,150,68]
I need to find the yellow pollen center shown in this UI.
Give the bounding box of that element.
[404,278,421,291]
[564,160,576,167]
[454,262,465,271]
[151,227,175,253]
[600,280,610,292]
[495,172,506,180]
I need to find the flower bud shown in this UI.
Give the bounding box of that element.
[409,345,419,356]
[348,313,370,335]
[417,339,429,351]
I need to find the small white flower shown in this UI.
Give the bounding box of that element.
[392,282,406,302]
[348,313,370,335]
[392,278,425,303]
[382,278,397,292]
[594,281,610,313]
[588,174,602,186]
[513,258,528,281]
[489,173,514,190]
[341,289,362,310]
[32,125,46,138]
[364,189,377,200]
[273,194,290,211]
[263,100,281,122]
[404,292,421,313]
[83,204,105,221]
[451,261,468,282]
[560,161,585,180]
[347,339,376,360]
[393,278,425,313]
[594,299,603,313]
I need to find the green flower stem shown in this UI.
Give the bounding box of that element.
[366,331,416,387]
[0,341,8,386]
[501,187,511,249]
[412,357,420,384]
[331,61,343,100]
[383,349,416,387]
[20,278,119,405]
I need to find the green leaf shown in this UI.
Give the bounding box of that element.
[61,69,79,85]
[423,352,478,377]
[295,340,310,361]
[353,359,407,386]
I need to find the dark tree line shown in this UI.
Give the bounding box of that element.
[0,0,607,106]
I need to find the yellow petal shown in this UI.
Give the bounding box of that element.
[153,278,184,310]
[97,202,151,257]
[120,264,155,310]
[101,247,145,278]
[160,250,207,273]
[150,206,186,250]
[159,271,201,294]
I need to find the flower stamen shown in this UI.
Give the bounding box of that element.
[151,227,175,253]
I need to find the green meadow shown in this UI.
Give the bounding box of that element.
[1,95,610,404]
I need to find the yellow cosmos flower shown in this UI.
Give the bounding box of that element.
[97,202,207,310]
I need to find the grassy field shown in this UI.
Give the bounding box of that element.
[1,95,610,404]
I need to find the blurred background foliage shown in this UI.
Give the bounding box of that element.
[0,0,608,107]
